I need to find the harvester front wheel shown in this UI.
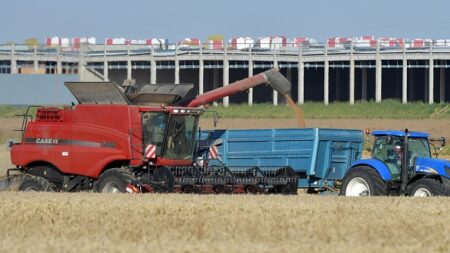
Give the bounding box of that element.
[340,166,387,196]
[95,168,135,193]
[19,175,56,192]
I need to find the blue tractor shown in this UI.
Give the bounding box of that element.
[340,129,450,196]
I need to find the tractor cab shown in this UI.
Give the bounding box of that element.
[371,130,431,181]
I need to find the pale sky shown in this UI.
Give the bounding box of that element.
[2,0,450,44]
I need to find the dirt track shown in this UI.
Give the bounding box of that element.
[0,193,449,253]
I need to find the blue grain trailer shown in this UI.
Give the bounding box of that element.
[197,128,363,192]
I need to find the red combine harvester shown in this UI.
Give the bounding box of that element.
[6,69,298,194]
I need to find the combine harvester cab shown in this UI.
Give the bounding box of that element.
[4,69,300,194]
[198,128,364,193]
[340,129,450,197]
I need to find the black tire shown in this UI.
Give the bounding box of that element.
[406,178,445,197]
[95,168,135,193]
[153,167,175,193]
[340,166,387,196]
[19,175,56,192]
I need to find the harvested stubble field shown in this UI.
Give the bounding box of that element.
[0,193,449,253]
[0,115,450,252]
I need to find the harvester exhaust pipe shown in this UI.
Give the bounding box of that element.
[186,69,291,107]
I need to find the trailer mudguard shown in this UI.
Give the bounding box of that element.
[350,159,392,181]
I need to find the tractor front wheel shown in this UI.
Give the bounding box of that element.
[406,178,445,197]
[340,166,387,196]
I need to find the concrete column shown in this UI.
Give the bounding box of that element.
[103,45,108,81]
[56,45,63,75]
[78,44,86,81]
[298,45,304,104]
[33,45,39,74]
[402,54,407,104]
[199,46,204,94]
[440,60,446,103]
[174,59,180,84]
[349,42,355,104]
[223,44,229,107]
[10,43,17,74]
[273,50,278,106]
[174,44,180,84]
[361,67,367,101]
[428,58,434,104]
[150,47,157,84]
[223,59,229,107]
[324,45,329,105]
[127,45,132,80]
[248,58,253,105]
[375,44,382,102]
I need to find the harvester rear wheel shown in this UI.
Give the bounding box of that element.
[153,167,175,193]
[95,168,135,193]
[19,175,56,192]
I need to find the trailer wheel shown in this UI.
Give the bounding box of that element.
[406,178,445,197]
[153,167,175,193]
[340,166,387,196]
[95,168,135,193]
[19,175,56,192]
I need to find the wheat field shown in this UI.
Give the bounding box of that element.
[0,193,449,253]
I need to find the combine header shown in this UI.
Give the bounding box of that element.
[4,69,298,194]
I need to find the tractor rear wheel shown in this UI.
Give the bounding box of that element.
[340,166,387,196]
[95,168,135,193]
[19,175,56,192]
[406,178,445,197]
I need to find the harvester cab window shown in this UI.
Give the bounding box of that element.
[163,114,198,160]
[142,112,168,156]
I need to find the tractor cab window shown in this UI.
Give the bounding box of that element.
[407,138,431,162]
[372,135,404,179]
[372,136,431,180]
[163,114,198,160]
[142,112,168,156]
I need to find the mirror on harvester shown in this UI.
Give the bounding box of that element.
[6,139,14,151]
[441,137,446,147]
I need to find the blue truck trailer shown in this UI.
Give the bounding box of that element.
[198,128,450,196]
[197,128,364,192]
